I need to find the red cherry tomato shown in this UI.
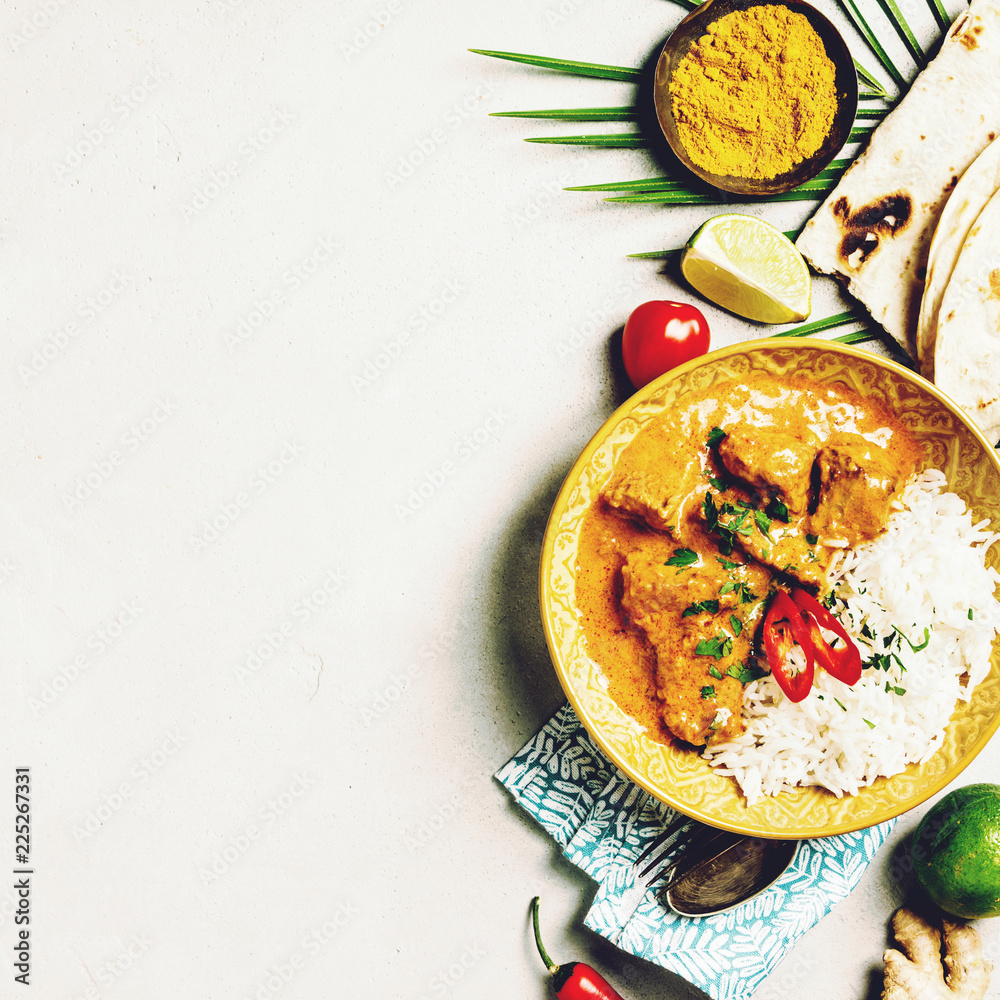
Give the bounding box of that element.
[621,300,710,388]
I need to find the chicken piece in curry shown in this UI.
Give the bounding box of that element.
[574,373,921,747]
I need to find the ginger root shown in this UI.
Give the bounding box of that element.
[882,908,992,1000]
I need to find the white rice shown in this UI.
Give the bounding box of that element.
[701,469,1000,804]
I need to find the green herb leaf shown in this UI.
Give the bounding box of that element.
[969,608,974,620]
[863,718,876,729]
[716,556,739,571]
[707,426,726,448]
[695,634,733,660]
[754,509,774,539]
[708,665,724,680]
[730,615,743,636]
[702,492,719,532]
[766,497,790,523]
[806,533,818,545]
[700,685,716,700]
[683,599,720,618]
[894,625,931,652]
[727,660,765,684]
[666,548,698,569]
[719,580,736,597]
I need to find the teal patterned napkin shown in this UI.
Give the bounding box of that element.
[496,703,894,1000]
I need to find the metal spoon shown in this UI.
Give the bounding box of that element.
[663,830,798,918]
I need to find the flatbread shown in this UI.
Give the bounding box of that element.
[796,0,1000,357]
[918,135,1000,377]
[933,187,1000,443]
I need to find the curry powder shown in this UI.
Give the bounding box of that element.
[669,5,838,180]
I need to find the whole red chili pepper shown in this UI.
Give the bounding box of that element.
[530,897,626,1000]
[790,588,863,686]
[762,590,815,702]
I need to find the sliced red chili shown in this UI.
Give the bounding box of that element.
[762,590,815,702]
[791,589,862,686]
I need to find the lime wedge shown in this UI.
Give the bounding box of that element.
[680,214,811,324]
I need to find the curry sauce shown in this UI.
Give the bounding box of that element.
[575,372,922,748]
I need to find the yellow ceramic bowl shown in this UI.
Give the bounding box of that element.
[539,339,1000,838]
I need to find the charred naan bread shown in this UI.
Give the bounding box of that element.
[918,136,1000,377]
[796,0,1000,357]
[932,187,1000,444]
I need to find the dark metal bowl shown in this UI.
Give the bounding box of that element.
[653,0,859,196]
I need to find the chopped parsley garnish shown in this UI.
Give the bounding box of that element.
[702,493,719,532]
[894,625,931,652]
[708,665,724,680]
[695,634,733,660]
[753,509,774,540]
[765,497,789,523]
[726,660,765,684]
[863,718,875,729]
[716,556,739,571]
[729,615,743,636]
[666,548,698,569]
[805,533,818,545]
[884,682,906,696]
[969,608,975,620]
[683,599,720,617]
[707,476,728,490]
[700,685,716,699]
[707,426,726,448]
[720,579,756,603]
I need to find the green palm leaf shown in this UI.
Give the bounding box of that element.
[491,106,639,121]
[924,0,950,31]
[773,308,868,337]
[838,0,907,89]
[854,60,893,97]
[871,0,925,67]
[525,133,649,147]
[468,49,641,81]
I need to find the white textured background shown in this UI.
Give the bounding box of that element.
[0,1,997,998]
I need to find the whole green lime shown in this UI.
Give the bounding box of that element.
[911,783,1000,919]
